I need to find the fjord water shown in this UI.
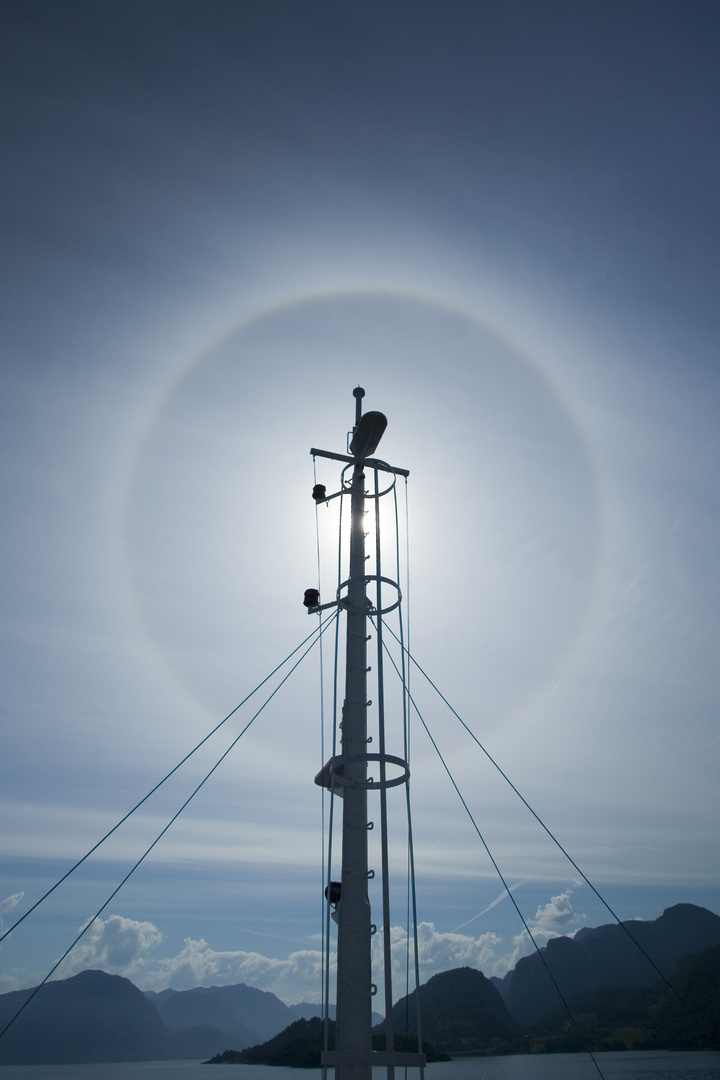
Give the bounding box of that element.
[1,1055,719,1080]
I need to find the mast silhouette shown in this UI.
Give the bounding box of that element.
[309,388,424,1080]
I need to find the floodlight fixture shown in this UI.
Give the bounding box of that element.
[349,410,387,459]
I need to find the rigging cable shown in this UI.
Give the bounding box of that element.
[0,611,339,1045]
[322,483,346,1065]
[381,624,685,1007]
[373,469,395,1052]
[396,478,412,1018]
[0,617,336,949]
[314,455,328,1033]
[378,641,605,1080]
[393,475,424,1065]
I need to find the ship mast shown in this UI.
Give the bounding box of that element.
[309,388,424,1080]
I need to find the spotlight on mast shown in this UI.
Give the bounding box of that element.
[349,410,387,459]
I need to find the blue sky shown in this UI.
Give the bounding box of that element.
[1,0,719,1006]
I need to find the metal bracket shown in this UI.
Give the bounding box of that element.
[306,599,340,614]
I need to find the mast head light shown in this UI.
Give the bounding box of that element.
[303,588,320,609]
[349,410,387,458]
[312,484,327,503]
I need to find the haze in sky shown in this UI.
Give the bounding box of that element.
[1,1,719,1006]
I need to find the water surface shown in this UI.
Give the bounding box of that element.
[2,1053,720,1080]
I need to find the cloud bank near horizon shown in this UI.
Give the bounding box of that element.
[42,888,589,1003]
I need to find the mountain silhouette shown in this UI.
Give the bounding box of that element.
[493,903,720,1025]
[146,981,293,1044]
[530,945,720,1051]
[378,966,522,1053]
[0,970,177,1064]
[0,971,294,1064]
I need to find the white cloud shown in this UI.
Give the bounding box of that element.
[0,892,24,929]
[533,890,584,930]
[491,889,587,976]
[381,922,500,987]
[56,915,164,978]
[45,890,586,1006]
[138,921,502,1005]
[139,938,326,1003]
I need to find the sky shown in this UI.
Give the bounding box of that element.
[1,0,719,1009]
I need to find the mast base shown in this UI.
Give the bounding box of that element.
[321,1050,426,1067]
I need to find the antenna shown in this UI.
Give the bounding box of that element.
[353,385,365,426]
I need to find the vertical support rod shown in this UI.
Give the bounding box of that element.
[375,469,395,1080]
[335,393,372,1080]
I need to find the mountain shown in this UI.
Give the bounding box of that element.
[493,903,720,1026]
[0,970,179,1065]
[289,1001,334,1021]
[288,1002,383,1025]
[146,982,294,1044]
[146,988,258,1052]
[530,945,720,1051]
[641,945,720,1050]
[0,971,294,1065]
[0,971,335,1065]
[379,966,523,1053]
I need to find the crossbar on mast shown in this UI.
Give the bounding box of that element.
[310,448,410,478]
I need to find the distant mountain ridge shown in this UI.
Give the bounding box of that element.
[491,902,720,1025]
[145,981,294,1045]
[0,971,180,1064]
[531,946,720,1052]
[0,970,297,1065]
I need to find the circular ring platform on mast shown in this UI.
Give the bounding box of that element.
[314,753,410,792]
[337,574,401,615]
[340,460,398,497]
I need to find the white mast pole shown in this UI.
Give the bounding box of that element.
[312,388,423,1079]
[334,385,373,1080]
